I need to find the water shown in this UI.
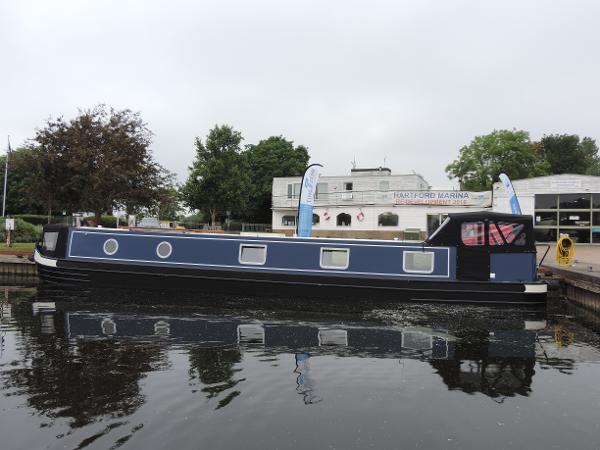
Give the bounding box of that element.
[2,288,600,450]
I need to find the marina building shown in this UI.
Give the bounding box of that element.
[272,170,600,243]
[271,168,491,239]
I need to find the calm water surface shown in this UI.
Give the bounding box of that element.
[1,288,600,450]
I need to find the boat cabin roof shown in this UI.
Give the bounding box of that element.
[426,211,535,250]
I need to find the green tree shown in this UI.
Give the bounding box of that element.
[29,105,168,223]
[244,136,309,222]
[181,125,251,224]
[538,134,600,175]
[446,130,550,190]
[0,147,46,215]
[155,185,181,221]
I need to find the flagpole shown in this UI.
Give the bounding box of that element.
[2,136,10,217]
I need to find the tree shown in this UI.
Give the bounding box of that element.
[446,130,550,190]
[0,147,46,215]
[538,134,600,175]
[29,105,167,223]
[155,185,181,221]
[244,136,309,222]
[181,125,251,224]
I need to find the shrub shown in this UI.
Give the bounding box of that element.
[83,215,119,228]
[14,214,50,226]
[0,218,43,243]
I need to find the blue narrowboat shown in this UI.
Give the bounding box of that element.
[34,211,547,304]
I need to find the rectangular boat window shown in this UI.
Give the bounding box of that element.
[43,232,59,252]
[320,248,349,270]
[403,251,435,274]
[239,244,267,265]
[488,223,505,246]
[461,222,485,246]
[497,222,526,246]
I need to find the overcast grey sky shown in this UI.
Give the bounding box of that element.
[1,0,599,188]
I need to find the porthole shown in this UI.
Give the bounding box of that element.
[103,238,119,256]
[156,241,172,259]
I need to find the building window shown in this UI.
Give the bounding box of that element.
[378,212,398,227]
[559,212,590,227]
[336,213,351,227]
[316,183,328,200]
[320,248,350,270]
[403,251,435,274]
[239,244,267,265]
[426,214,449,237]
[282,215,296,226]
[535,193,600,243]
[344,182,353,191]
[535,194,558,210]
[559,193,591,209]
[312,214,320,225]
[287,183,301,199]
[461,222,485,246]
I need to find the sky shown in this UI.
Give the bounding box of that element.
[1,0,599,189]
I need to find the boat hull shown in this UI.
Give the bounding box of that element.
[35,251,546,305]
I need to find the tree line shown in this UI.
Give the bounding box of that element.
[3,105,309,224]
[7,108,600,225]
[446,129,600,190]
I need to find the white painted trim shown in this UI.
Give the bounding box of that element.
[319,247,350,270]
[34,249,57,268]
[238,244,267,266]
[524,283,547,293]
[70,229,446,247]
[402,251,435,274]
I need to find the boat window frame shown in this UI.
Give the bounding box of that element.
[103,238,119,256]
[319,247,350,270]
[42,231,59,252]
[238,244,268,266]
[402,250,435,274]
[156,241,173,259]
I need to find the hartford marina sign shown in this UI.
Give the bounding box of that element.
[393,190,492,207]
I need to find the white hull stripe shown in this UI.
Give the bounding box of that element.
[34,249,58,268]
[524,283,547,293]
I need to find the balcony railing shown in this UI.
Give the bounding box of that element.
[273,190,395,208]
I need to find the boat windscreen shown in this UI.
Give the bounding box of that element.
[427,217,450,241]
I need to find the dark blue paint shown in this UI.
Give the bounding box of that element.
[67,229,454,280]
[490,253,537,282]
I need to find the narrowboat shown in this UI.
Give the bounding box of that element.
[34,211,547,304]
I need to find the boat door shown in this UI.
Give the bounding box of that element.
[456,220,490,281]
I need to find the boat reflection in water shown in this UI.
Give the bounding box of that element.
[5,287,600,450]
[51,298,551,406]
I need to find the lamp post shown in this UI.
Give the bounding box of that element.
[2,136,11,218]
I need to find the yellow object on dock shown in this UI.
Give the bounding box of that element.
[556,235,575,267]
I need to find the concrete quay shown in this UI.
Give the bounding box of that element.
[0,253,38,286]
[538,245,600,312]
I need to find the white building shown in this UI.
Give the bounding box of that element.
[272,168,491,239]
[493,174,600,244]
